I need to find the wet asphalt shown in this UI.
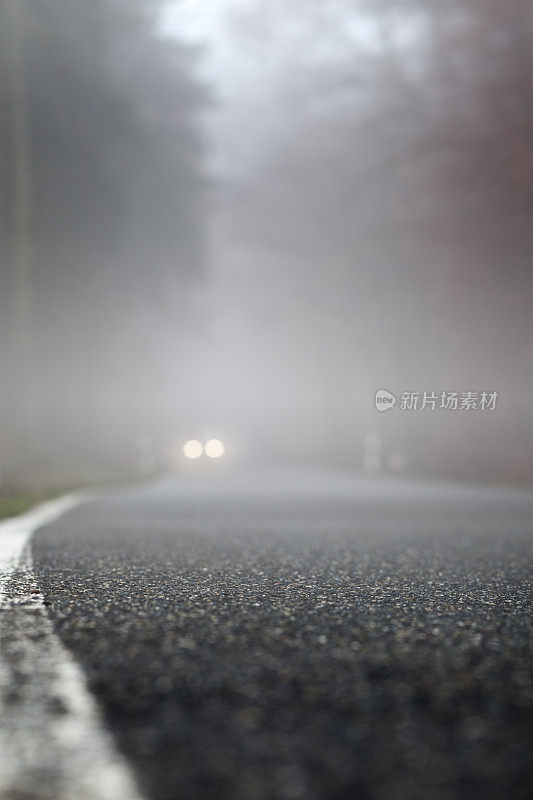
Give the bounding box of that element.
[32,470,533,800]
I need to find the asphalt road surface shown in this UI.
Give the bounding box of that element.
[31,470,532,800]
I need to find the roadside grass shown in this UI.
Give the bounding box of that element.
[0,471,161,522]
[0,490,68,521]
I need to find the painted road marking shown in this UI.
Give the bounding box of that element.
[0,494,146,800]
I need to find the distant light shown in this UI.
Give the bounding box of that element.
[183,439,203,459]
[205,438,225,458]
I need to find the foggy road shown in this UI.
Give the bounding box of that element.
[2,3,533,798]
[12,470,529,800]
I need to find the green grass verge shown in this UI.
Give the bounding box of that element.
[0,491,65,521]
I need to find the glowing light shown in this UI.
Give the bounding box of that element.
[183,439,203,459]
[204,438,225,458]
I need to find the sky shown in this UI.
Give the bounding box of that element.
[158,0,289,174]
[156,0,410,174]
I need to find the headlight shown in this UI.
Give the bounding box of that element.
[182,439,203,459]
[204,438,225,458]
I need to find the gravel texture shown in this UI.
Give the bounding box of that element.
[32,471,533,800]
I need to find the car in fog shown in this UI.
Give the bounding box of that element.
[182,438,226,461]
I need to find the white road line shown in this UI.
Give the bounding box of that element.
[0,494,82,602]
[0,494,147,800]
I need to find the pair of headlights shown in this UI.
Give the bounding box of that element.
[182,439,225,459]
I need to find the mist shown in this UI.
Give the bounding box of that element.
[1,0,532,488]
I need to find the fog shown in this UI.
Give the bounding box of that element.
[1,0,532,488]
